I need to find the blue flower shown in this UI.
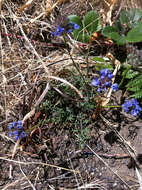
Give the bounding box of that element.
[91,77,101,87]
[17,120,22,125]
[97,87,102,93]
[122,98,142,117]
[51,22,80,37]
[70,22,80,30]
[16,125,23,129]
[111,83,118,92]
[14,135,20,141]
[100,69,110,76]
[105,81,111,87]
[9,132,13,137]
[51,26,65,37]
[74,23,80,30]
[13,130,19,135]
[91,69,118,93]
[68,29,73,33]
[20,131,26,138]
[130,109,139,117]
[8,120,26,141]
[100,75,105,80]
[122,100,133,112]
[108,73,113,79]
[8,121,17,130]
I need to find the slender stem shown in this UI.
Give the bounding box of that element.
[119,65,131,88]
[86,44,91,77]
[63,35,87,86]
[103,105,121,108]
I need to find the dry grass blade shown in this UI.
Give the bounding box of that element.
[103,0,119,25]
[30,0,68,23]
[136,167,142,190]
[49,75,83,99]
[57,0,69,6]
[23,82,50,123]
[2,176,26,190]
[18,157,36,190]
[19,0,34,12]
[9,11,50,75]
[0,0,4,14]
[77,179,107,189]
[46,0,54,15]
[101,53,120,107]
[0,156,80,174]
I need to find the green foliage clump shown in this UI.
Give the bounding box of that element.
[120,64,142,99]
[126,71,142,99]
[68,8,142,45]
[40,72,96,147]
[103,8,142,44]
[68,10,102,43]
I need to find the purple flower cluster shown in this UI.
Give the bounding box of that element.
[8,120,26,141]
[51,22,80,37]
[122,98,142,117]
[91,69,118,93]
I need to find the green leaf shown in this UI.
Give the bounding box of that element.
[93,57,105,62]
[109,32,126,45]
[84,10,101,35]
[125,70,139,79]
[122,65,131,77]
[128,86,140,92]
[119,8,142,29]
[102,25,118,37]
[68,15,90,42]
[130,91,142,99]
[126,75,142,87]
[69,12,101,42]
[129,8,142,22]
[120,10,129,24]
[68,15,83,27]
[95,62,113,71]
[126,24,142,42]
[73,32,90,43]
[103,26,126,45]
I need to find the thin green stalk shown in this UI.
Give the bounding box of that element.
[63,35,87,87]
[119,65,131,88]
[86,44,91,77]
[103,105,121,108]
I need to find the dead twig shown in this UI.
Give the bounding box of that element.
[0,156,80,174]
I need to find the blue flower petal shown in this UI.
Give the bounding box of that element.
[14,135,20,141]
[105,81,111,87]
[9,132,13,137]
[130,109,140,117]
[91,77,101,87]
[68,29,73,33]
[13,130,19,136]
[73,23,80,30]
[111,83,118,92]
[20,131,26,138]
[16,125,23,129]
[97,87,102,93]
[108,73,113,79]
[17,120,22,125]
